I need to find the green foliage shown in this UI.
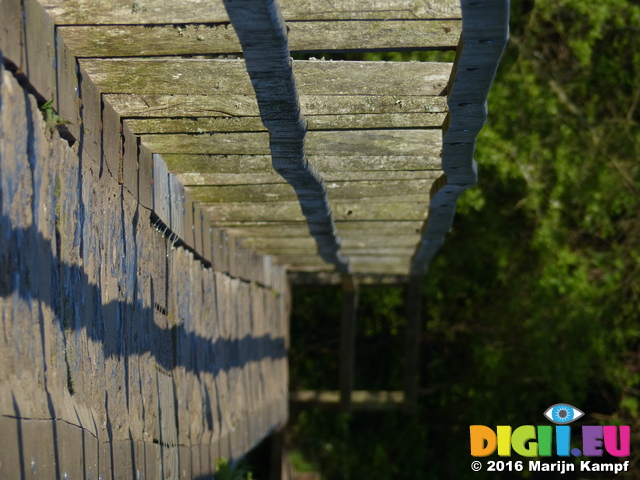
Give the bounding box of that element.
[215,458,255,480]
[39,99,70,133]
[290,0,640,478]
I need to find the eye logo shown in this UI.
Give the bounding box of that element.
[543,404,584,424]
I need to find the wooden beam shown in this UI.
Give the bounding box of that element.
[403,277,422,414]
[106,94,448,119]
[161,154,442,174]
[291,390,404,411]
[177,170,442,186]
[60,20,460,57]
[124,112,447,134]
[287,272,409,286]
[187,179,436,203]
[140,129,443,156]
[79,59,452,96]
[339,275,358,412]
[42,0,461,25]
[203,200,431,223]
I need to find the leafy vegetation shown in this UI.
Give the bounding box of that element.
[215,458,255,480]
[289,0,640,478]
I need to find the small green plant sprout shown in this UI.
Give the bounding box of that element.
[215,458,255,480]
[39,99,70,133]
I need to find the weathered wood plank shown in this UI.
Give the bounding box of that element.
[224,232,424,249]
[80,59,452,96]
[42,0,461,25]
[229,220,424,231]
[163,154,442,174]
[106,94,448,118]
[288,271,409,285]
[177,170,442,186]
[141,129,442,156]
[60,20,461,57]
[124,111,446,134]
[276,253,414,264]
[203,200,430,222]
[291,260,411,273]
[291,390,405,410]
[24,0,56,101]
[257,247,418,257]
[0,0,25,68]
[189,179,435,203]
[240,234,421,250]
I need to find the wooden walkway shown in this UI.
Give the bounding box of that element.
[0,0,508,477]
[2,0,504,278]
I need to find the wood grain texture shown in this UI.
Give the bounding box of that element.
[42,0,461,25]
[203,200,430,222]
[60,19,460,57]
[107,94,448,118]
[124,112,446,134]
[80,59,452,96]
[141,129,442,156]
[162,154,442,173]
[188,179,435,203]
[177,170,442,186]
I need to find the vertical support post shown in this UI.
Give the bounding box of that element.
[403,276,422,414]
[269,425,286,480]
[339,274,358,413]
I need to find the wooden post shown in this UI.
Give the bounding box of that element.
[339,274,358,413]
[403,276,422,414]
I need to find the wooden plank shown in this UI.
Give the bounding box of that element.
[339,275,358,412]
[58,421,85,479]
[0,416,22,478]
[403,277,422,414]
[219,220,424,233]
[42,0,461,25]
[162,154,442,174]
[188,179,435,203]
[24,0,55,101]
[0,0,25,68]
[102,95,123,182]
[78,62,103,163]
[275,253,413,266]
[152,153,170,223]
[288,272,409,286]
[80,59,452,96]
[169,173,186,238]
[138,142,154,209]
[106,94,448,118]
[124,111,446,134]
[55,29,81,140]
[141,129,442,156]
[177,170,442,186]
[202,200,430,222]
[291,390,405,410]
[240,234,421,249]
[60,20,461,57]
[122,119,139,198]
